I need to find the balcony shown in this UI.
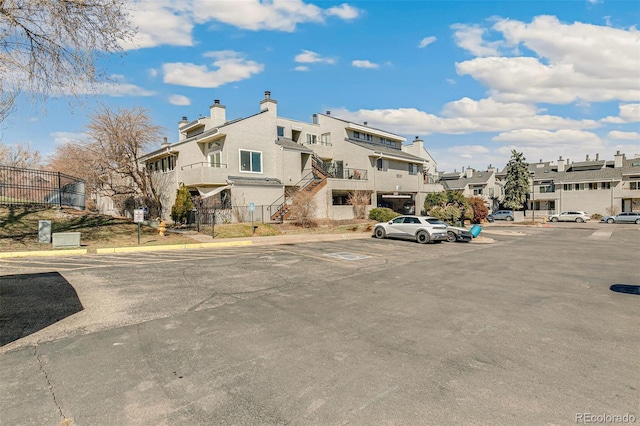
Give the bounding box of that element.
[180,162,229,186]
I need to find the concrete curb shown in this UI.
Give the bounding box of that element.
[96,240,252,254]
[0,249,88,258]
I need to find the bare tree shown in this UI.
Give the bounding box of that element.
[48,106,167,214]
[0,0,135,120]
[0,141,43,168]
[347,190,372,219]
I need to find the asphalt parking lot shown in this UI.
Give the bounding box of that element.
[1,223,639,425]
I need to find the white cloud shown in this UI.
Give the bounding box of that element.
[295,50,337,64]
[124,0,360,50]
[455,16,640,104]
[451,24,502,56]
[192,0,360,32]
[326,4,360,20]
[607,131,640,141]
[123,0,194,50]
[50,132,87,146]
[601,104,640,123]
[330,98,599,136]
[352,60,379,69]
[168,94,191,106]
[293,66,310,72]
[163,51,264,88]
[492,129,601,145]
[418,36,437,48]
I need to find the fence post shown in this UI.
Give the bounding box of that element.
[57,172,62,208]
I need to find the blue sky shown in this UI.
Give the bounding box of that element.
[2,0,639,172]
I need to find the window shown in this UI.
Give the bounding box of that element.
[588,182,598,190]
[208,151,221,167]
[473,188,483,195]
[240,150,262,173]
[408,164,418,175]
[630,181,639,190]
[376,158,388,171]
[380,138,396,147]
[353,131,372,141]
[600,182,611,189]
[277,126,285,137]
[306,133,317,144]
[321,133,331,145]
[539,185,554,193]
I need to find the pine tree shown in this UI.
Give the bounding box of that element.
[503,150,530,210]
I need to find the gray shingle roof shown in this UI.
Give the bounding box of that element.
[346,139,425,162]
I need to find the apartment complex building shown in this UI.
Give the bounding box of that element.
[141,92,443,222]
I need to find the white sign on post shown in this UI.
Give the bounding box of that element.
[134,209,145,223]
[249,202,255,212]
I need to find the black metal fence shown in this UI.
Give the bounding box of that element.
[0,165,86,209]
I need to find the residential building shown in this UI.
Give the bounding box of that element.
[438,165,502,212]
[140,92,443,222]
[496,152,640,217]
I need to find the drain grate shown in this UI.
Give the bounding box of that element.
[324,252,372,261]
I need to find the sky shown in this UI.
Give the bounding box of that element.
[2,0,640,172]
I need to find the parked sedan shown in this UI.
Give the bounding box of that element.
[373,215,448,244]
[600,212,640,224]
[548,211,590,223]
[427,219,474,242]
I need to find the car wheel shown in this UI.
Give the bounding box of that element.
[374,227,386,239]
[506,216,514,221]
[636,218,640,224]
[416,231,430,244]
[551,217,559,222]
[607,218,614,224]
[576,218,584,223]
[446,231,457,242]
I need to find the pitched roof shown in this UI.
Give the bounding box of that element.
[346,139,426,162]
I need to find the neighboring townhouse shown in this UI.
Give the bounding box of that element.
[140,92,443,222]
[438,165,502,212]
[496,152,640,217]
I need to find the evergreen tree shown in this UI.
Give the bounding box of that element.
[503,150,530,210]
[171,185,194,223]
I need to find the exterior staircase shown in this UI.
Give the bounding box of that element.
[269,155,330,222]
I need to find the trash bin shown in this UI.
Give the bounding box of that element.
[470,224,482,238]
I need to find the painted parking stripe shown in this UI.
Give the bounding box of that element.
[589,231,612,239]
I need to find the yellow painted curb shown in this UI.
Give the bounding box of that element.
[0,249,88,258]
[96,240,252,254]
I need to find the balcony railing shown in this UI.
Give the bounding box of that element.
[181,162,228,170]
[331,168,368,180]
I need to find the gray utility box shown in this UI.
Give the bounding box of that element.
[38,220,52,243]
[52,232,81,248]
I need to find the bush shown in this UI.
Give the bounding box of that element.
[591,213,602,221]
[289,190,316,228]
[467,196,489,223]
[369,207,399,222]
[171,184,193,223]
[428,205,462,225]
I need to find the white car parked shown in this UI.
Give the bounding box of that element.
[373,215,448,244]
[548,211,590,223]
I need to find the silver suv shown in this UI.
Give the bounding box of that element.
[487,210,514,222]
[548,211,590,223]
[601,212,640,224]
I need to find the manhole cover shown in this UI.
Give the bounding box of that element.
[324,252,372,261]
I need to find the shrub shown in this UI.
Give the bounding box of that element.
[289,190,316,228]
[171,184,193,223]
[467,196,489,223]
[348,190,372,219]
[591,213,602,221]
[428,205,462,225]
[369,207,399,222]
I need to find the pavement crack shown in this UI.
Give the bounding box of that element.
[34,344,69,423]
